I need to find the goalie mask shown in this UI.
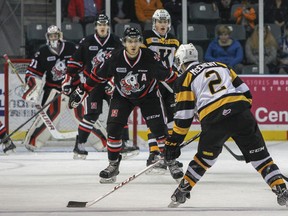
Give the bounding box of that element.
[152,9,171,35]
[45,25,63,48]
[174,43,198,73]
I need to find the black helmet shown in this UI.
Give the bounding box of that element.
[95,14,109,25]
[122,27,142,42]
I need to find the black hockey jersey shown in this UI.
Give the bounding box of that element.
[142,30,180,68]
[85,47,177,99]
[25,41,76,89]
[67,32,122,78]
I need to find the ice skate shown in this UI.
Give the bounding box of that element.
[273,185,288,207]
[99,155,122,183]
[146,151,167,175]
[2,137,16,154]
[120,140,140,160]
[73,137,88,160]
[166,159,184,182]
[168,179,192,208]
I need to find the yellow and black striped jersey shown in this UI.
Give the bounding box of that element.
[172,61,252,142]
[142,30,180,68]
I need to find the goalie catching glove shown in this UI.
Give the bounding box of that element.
[68,84,87,109]
[62,74,80,95]
[164,136,181,161]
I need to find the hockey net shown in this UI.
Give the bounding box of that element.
[4,59,139,149]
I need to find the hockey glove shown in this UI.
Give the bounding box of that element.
[62,74,80,95]
[164,136,181,161]
[22,76,43,103]
[68,84,87,109]
[105,78,115,96]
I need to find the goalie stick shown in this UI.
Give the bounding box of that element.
[66,132,201,208]
[3,54,25,85]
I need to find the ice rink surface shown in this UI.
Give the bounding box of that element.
[0,141,288,216]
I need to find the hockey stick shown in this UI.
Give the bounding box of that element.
[223,144,245,161]
[66,132,201,208]
[34,104,78,139]
[3,54,25,85]
[223,144,288,182]
[1,93,62,144]
[160,81,173,93]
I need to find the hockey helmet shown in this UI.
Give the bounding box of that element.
[45,25,63,48]
[174,43,198,72]
[152,9,171,33]
[122,27,142,43]
[95,14,110,25]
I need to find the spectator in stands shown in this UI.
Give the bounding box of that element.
[68,0,103,27]
[161,0,182,32]
[135,0,163,27]
[245,25,279,74]
[264,0,288,35]
[277,22,288,74]
[204,25,244,74]
[111,0,138,31]
[216,0,236,24]
[233,0,256,36]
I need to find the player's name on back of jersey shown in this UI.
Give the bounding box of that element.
[190,62,218,75]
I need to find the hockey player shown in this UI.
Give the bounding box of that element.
[142,9,182,178]
[69,27,178,183]
[0,121,16,154]
[63,14,139,160]
[22,25,83,152]
[164,43,288,207]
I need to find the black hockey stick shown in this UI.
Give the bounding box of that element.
[1,93,62,144]
[223,144,245,161]
[66,132,201,208]
[223,144,288,182]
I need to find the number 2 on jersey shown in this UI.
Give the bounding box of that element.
[205,71,226,94]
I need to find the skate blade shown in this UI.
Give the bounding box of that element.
[168,201,181,208]
[73,153,87,160]
[25,144,36,152]
[121,150,140,160]
[99,176,116,184]
[3,148,16,155]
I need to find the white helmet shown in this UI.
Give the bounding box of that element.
[152,9,171,33]
[45,25,63,48]
[174,43,198,72]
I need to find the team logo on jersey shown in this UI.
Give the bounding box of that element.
[51,60,67,81]
[91,49,112,69]
[222,109,231,116]
[120,71,145,95]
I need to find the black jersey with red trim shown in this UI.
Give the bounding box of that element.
[67,33,122,78]
[85,47,177,99]
[25,41,76,89]
[142,30,180,68]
